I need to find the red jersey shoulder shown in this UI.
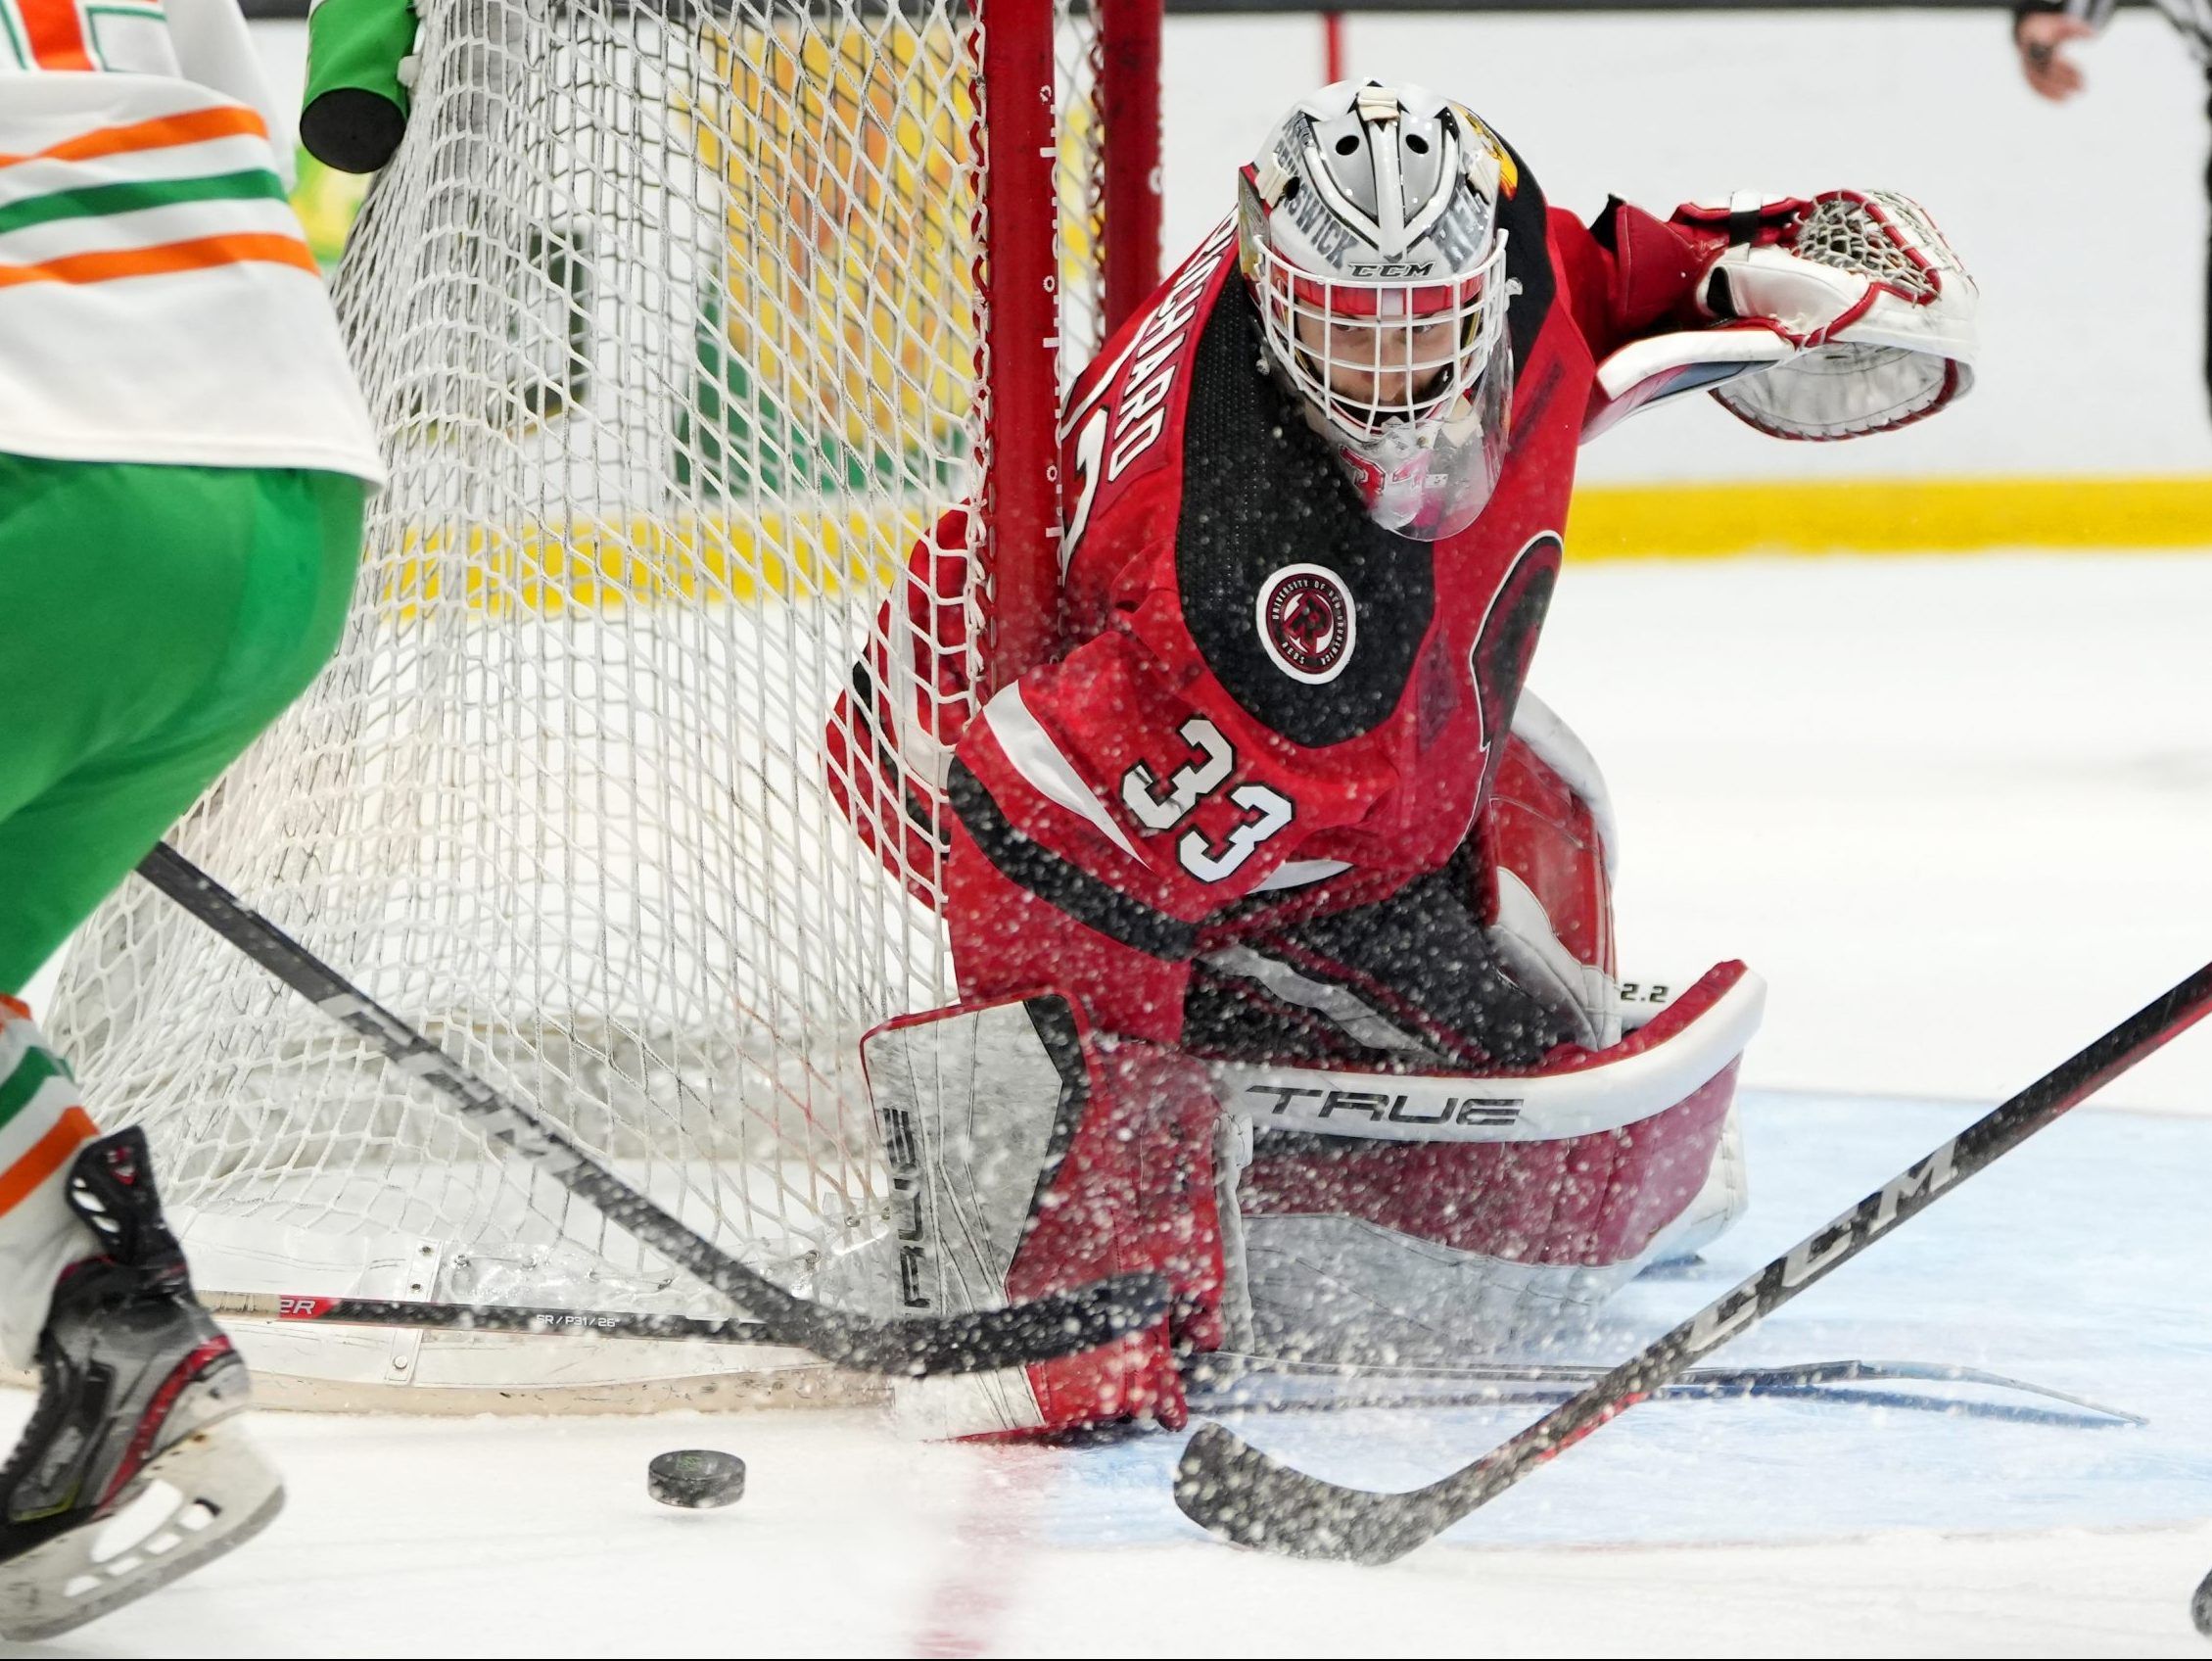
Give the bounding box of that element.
[1057,215,1240,630]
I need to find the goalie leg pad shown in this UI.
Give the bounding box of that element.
[1476,704,1621,1048]
[1227,963,1761,1356]
[1183,707,1622,1068]
[859,994,1236,1439]
[1238,1064,1741,1356]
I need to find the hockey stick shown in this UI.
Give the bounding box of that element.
[202,1291,782,1346]
[1193,1382,2131,1431]
[1184,1354,2142,1427]
[138,842,1170,1378]
[1173,960,2212,1562]
[198,1295,2143,1425]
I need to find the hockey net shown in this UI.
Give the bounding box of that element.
[42,0,1159,1408]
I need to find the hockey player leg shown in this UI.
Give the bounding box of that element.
[1225,962,1763,1358]
[0,1008,276,1640]
[1484,702,1753,1259]
[0,462,357,1632]
[1201,706,1760,1355]
[0,457,363,989]
[1481,700,1753,1257]
[1474,694,1623,1048]
[851,994,1240,1439]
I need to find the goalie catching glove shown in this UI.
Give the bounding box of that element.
[1586,188,1977,441]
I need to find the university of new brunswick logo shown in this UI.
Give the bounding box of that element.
[1255,563,1356,685]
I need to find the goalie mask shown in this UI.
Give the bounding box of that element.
[1239,80,1516,540]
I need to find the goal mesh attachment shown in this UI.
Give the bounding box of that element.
[43,0,1156,1405]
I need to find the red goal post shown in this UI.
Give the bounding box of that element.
[986,0,1162,688]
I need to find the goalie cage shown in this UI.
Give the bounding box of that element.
[40,0,1163,1412]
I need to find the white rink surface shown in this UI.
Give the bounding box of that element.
[12,1085,2212,1657]
[1539,548,2212,1115]
[12,548,2211,1654]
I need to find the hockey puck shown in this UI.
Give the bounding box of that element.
[647,1448,745,1509]
[2191,1565,2212,1638]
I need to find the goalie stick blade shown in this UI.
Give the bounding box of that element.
[137,843,1170,1381]
[1175,959,2212,1562]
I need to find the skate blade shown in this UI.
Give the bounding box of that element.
[0,1419,285,1641]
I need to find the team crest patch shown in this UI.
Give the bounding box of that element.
[1255,563,1357,685]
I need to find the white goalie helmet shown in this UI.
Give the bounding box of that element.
[1238,80,1517,540]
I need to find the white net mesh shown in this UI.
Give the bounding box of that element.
[1056,17,1107,376]
[1789,189,1963,303]
[1715,189,1972,446]
[44,0,1124,1350]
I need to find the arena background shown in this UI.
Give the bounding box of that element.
[112,4,2194,1117]
[252,1,2212,554]
[13,24,2204,1649]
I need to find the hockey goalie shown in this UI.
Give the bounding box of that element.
[825,80,1977,1436]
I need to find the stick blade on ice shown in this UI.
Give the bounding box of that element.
[1175,960,2212,1560]
[1172,1424,1478,1564]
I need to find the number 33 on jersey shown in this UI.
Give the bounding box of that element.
[1119,718,1295,883]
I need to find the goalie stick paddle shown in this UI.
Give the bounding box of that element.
[1174,959,2212,1563]
[138,842,1171,1379]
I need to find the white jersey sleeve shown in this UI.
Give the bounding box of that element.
[0,3,380,483]
[165,0,296,186]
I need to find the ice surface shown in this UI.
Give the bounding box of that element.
[7,551,2206,1652]
[1534,549,2212,1115]
[8,1085,2208,1656]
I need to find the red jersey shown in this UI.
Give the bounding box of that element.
[823,151,1763,1348]
[830,146,1722,934]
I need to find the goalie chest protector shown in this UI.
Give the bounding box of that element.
[1053,148,1599,891]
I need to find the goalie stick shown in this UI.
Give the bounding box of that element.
[1173,959,2212,1563]
[198,1296,2142,1425]
[201,1292,783,1346]
[138,842,1170,1379]
[1185,1354,2141,1428]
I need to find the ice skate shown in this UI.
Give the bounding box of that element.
[0,1129,280,1640]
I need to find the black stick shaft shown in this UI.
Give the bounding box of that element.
[1176,960,2212,1562]
[139,842,1168,1378]
[203,1291,777,1346]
